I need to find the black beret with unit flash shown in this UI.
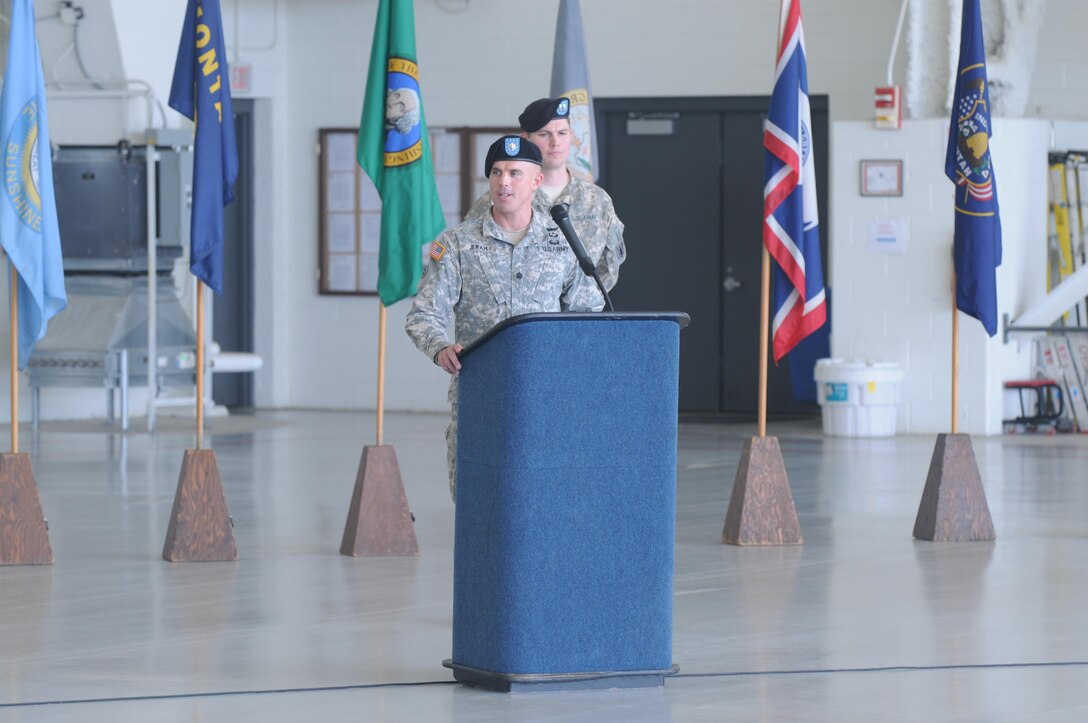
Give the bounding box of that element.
[483,135,543,178]
[517,97,571,133]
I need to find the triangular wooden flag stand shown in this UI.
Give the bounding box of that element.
[722,248,803,546]
[163,448,238,561]
[341,305,418,557]
[722,436,803,545]
[0,453,53,565]
[913,280,995,542]
[913,433,995,541]
[2,267,53,565]
[163,281,238,562]
[341,445,418,556]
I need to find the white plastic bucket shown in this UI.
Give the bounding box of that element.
[814,358,905,437]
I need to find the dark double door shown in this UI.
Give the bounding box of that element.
[597,96,829,416]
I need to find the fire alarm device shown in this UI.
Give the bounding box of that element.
[875,86,901,130]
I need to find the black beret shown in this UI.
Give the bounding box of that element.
[484,135,543,178]
[517,97,571,133]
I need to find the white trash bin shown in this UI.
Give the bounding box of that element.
[814,359,905,437]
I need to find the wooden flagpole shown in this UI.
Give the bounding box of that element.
[757,247,771,439]
[196,279,205,449]
[721,0,802,545]
[951,271,959,434]
[10,265,17,455]
[0,264,52,564]
[722,230,801,545]
[912,256,994,542]
[340,300,418,557]
[376,304,386,446]
[161,277,237,562]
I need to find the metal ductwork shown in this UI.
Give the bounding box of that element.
[27,143,196,429]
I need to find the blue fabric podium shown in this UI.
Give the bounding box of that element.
[443,312,688,691]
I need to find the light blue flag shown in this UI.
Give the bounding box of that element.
[550,0,598,181]
[0,0,67,369]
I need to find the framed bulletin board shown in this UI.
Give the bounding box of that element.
[317,126,460,295]
[317,126,517,295]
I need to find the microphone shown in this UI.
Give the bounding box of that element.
[550,204,596,278]
[549,203,614,312]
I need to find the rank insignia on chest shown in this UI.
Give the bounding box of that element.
[429,240,446,261]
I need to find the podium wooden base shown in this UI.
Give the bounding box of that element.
[913,433,996,542]
[722,436,803,546]
[0,453,53,566]
[341,445,418,557]
[162,449,238,562]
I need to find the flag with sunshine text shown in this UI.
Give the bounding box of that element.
[0,0,67,369]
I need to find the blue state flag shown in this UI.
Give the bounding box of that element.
[945,0,1001,336]
[169,0,238,296]
[550,0,598,182]
[0,0,67,369]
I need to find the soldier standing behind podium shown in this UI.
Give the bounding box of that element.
[405,135,604,501]
[465,97,626,290]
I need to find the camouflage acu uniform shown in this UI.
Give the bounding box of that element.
[405,209,604,501]
[465,172,626,290]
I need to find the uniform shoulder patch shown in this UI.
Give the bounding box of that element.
[429,240,447,261]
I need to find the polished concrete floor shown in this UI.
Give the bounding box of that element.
[1,409,1087,721]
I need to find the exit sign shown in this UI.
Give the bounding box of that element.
[230,63,252,94]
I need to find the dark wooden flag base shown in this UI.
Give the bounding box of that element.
[913,433,995,542]
[722,436,803,546]
[162,449,238,562]
[341,445,418,557]
[0,453,53,565]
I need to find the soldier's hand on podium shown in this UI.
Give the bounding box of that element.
[436,344,464,375]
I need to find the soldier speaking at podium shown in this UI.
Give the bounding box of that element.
[405,135,603,501]
[465,97,626,290]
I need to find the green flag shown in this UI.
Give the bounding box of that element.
[357,0,445,306]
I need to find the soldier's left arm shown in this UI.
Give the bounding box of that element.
[561,256,605,312]
[593,192,626,292]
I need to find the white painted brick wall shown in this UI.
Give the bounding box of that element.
[831,118,1088,435]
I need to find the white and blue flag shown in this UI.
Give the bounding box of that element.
[550,0,598,181]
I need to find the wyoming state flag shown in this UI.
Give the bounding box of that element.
[763,0,826,362]
[945,0,1002,336]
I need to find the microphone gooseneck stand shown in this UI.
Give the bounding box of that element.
[550,203,614,312]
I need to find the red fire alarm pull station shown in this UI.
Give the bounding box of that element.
[875,85,901,129]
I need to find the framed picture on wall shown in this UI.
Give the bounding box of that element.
[859,159,903,197]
